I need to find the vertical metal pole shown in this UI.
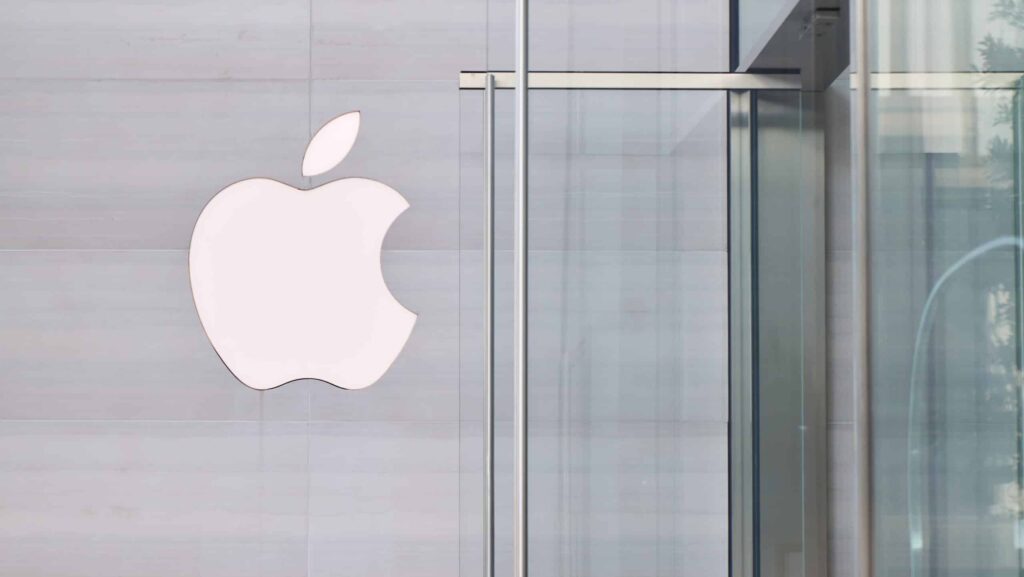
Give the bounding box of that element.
[854,1,873,577]
[483,72,496,577]
[514,0,529,575]
[728,90,755,577]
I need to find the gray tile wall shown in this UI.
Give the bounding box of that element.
[0,1,481,574]
[0,1,730,576]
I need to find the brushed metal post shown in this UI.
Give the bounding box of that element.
[854,1,873,577]
[483,72,496,577]
[728,90,755,577]
[513,0,529,575]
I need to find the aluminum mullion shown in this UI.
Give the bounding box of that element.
[854,1,874,577]
[728,90,755,577]
[513,1,529,577]
[483,72,496,577]
[459,71,801,90]
[852,71,1024,90]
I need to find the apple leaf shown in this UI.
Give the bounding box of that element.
[302,111,361,177]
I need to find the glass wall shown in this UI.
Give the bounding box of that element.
[755,90,817,577]
[483,0,729,73]
[523,89,729,577]
[737,0,796,68]
[0,0,830,575]
[867,1,1024,575]
[459,86,731,577]
[458,2,734,577]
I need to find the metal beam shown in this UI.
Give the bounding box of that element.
[851,71,1024,90]
[460,71,802,90]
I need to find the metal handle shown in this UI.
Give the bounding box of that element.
[483,72,495,577]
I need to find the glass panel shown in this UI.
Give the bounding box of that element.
[753,89,811,577]
[484,0,729,73]
[873,0,1024,73]
[459,86,517,577]
[525,89,729,577]
[867,1,1024,575]
[738,0,797,67]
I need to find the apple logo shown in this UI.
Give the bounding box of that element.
[189,111,417,391]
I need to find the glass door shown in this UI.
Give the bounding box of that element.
[460,82,732,577]
[460,76,827,577]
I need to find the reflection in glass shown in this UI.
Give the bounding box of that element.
[737,0,798,68]
[867,1,1024,575]
[755,90,811,577]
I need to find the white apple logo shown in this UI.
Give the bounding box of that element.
[189,111,417,390]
